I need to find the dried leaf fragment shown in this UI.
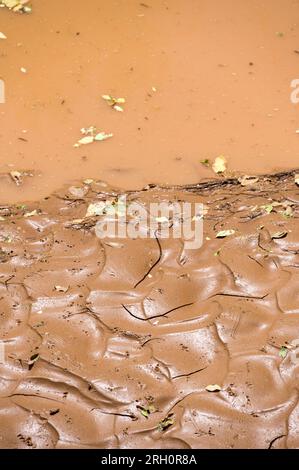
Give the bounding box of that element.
[28,353,39,370]
[158,413,175,431]
[137,404,156,419]
[271,231,288,239]
[0,32,7,39]
[102,94,126,111]
[216,229,235,238]
[24,209,38,218]
[238,175,259,186]
[54,285,69,293]
[9,170,23,185]
[206,384,222,392]
[212,155,227,174]
[94,132,113,141]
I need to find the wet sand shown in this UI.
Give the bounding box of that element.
[0,0,299,203]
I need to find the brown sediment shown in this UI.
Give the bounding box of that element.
[0,170,299,449]
[1,0,299,203]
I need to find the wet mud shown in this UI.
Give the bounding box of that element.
[0,170,299,448]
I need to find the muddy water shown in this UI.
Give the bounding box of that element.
[0,0,299,203]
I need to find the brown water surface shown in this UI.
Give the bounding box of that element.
[0,0,299,202]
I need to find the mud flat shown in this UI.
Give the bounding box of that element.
[0,170,299,448]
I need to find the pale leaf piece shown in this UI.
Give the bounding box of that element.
[279,347,288,358]
[261,204,273,214]
[206,384,222,392]
[0,32,7,39]
[94,132,113,141]
[216,229,235,238]
[85,202,105,217]
[9,170,23,185]
[113,105,123,112]
[212,155,227,173]
[77,135,94,145]
[271,231,288,239]
[238,175,259,186]
[24,210,38,218]
[28,353,39,370]
[54,285,69,293]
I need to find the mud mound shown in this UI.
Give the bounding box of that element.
[0,171,299,449]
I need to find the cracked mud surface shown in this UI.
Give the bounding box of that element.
[0,171,299,449]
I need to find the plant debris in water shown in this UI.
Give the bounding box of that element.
[102,94,126,112]
[212,155,227,174]
[74,126,113,147]
[0,0,32,13]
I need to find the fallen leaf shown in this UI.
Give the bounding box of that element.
[283,206,293,218]
[212,155,227,174]
[102,94,125,111]
[137,404,156,419]
[113,105,123,112]
[261,204,273,214]
[200,159,210,167]
[28,353,39,370]
[9,170,23,185]
[279,347,288,358]
[76,135,94,146]
[94,132,113,141]
[24,209,38,218]
[271,231,288,239]
[1,0,31,13]
[54,285,69,293]
[85,202,106,217]
[216,229,235,238]
[20,67,27,73]
[206,384,222,392]
[158,413,175,431]
[0,32,7,39]
[238,175,259,186]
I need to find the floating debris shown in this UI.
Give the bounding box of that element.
[74,127,113,147]
[212,155,227,174]
[102,94,126,112]
[0,1,32,13]
[200,159,210,167]
[0,32,7,39]
[9,170,23,185]
[20,67,27,73]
